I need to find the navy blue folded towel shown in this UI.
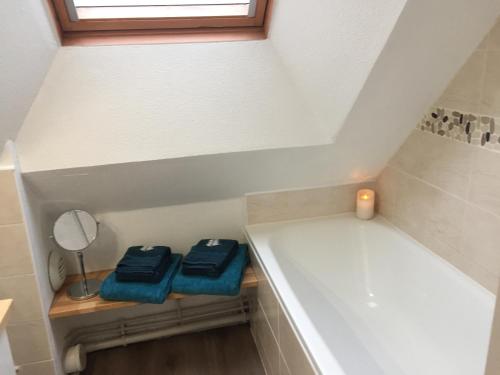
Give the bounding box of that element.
[101,254,182,304]
[116,246,171,283]
[182,239,238,278]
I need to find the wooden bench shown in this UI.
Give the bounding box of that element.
[49,266,257,319]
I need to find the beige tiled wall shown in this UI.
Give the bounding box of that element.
[376,130,500,293]
[246,182,375,225]
[486,283,500,375]
[249,247,316,375]
[437,19,500,116]
[0,169,55,374]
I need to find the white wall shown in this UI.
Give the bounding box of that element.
[268,0,408,139]
[0,0,58,150]
[16,40,328,172]
[61,198,247,273]
[22,142,376,214]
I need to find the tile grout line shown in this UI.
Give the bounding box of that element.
[387,164,500,221]
[0,272,36,281]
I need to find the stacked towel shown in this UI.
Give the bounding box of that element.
[172,245,248,296]
[181,239,238,278]
[116,246,171,283]
[100,254,182,304]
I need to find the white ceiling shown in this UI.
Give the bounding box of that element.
[3,0,500,212]
[0,0,57,152]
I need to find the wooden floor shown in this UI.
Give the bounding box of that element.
[83,324,265,375]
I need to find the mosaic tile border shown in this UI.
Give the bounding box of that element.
[418,107,500,152]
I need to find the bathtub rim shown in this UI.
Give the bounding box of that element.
[245,223,347,375]
[244,212,496,375]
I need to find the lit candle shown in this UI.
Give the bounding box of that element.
[356,189,375,220]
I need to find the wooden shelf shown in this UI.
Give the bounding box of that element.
[49,266,257,320]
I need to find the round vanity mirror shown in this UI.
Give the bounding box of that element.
[53,210,98,252]
[52,210,101,300]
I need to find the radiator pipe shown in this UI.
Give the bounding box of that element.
[64,313,247,373]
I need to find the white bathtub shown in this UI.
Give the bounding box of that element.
[245,213,496,375]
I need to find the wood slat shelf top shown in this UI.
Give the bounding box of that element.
[49,266,257,320]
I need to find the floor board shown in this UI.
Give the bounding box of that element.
[83,324,265,375]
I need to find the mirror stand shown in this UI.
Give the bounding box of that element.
[67,251,102,300]
[53,209,102,300]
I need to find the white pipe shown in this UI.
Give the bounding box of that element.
[63,298,250,374]
[64,313,247,373]
[69,300,248,344]
[73,305,246,343]
[67,298,246,342]
[86,313,246,352]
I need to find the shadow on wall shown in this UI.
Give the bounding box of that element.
[22,143,380,215]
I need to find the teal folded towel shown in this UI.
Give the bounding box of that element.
[100,254,182,304]
[172,245,248,296]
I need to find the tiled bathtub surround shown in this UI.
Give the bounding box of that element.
[0,169,55,374]
[419,107,500,151]
[246,182,375,225]
[376,130,500,293]
[249,247,315,375]
[436,19,500,116]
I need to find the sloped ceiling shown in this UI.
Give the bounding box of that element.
[268,0,409,139]
[15,40,330,171]
[7,0,500,210]
[14,0,408,172]
[0,0,57,152]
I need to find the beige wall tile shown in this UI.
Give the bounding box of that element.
[286,187,335,220]
[0,170,23,225]
[488,20,500,51]
[460,204,500,280]
[0,275,43,323]
[254,302,279,375]
[419,184,465,255]
[469,148,500,217]
[376,167,500,291]
[480,51,500,116]
[247,191,289,225]
[486,282,500,375]
[477,32,491,51]
[257,272,279,339]
[7,320,51,365]
[436,50,486,113]
[375,167,403,222]
[249,245,279,338]
[445,248,498,293]
[389,173,427,240]
[17,360,55,375]
[390,131,476,199]
[279,351,292,375]
[0,224,33,277]
[247,182,373,225]
[278,306,315,375]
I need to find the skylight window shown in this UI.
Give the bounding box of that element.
[50,0,271,45]
[69,1,256,20]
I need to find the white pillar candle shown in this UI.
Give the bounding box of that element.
[356,189,375,220]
